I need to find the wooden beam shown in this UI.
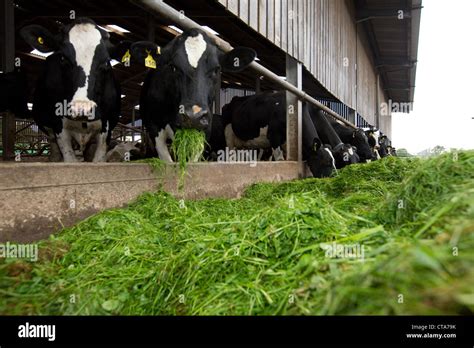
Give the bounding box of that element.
[285,55,302,164]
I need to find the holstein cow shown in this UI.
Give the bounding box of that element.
[308,107,360,168]
[365,129,381,160]
[219,91,346,176]
[329,119,374,162]
[378,135,390,158]
[0,69,29,117]
[20,18,128,162]
[222,91,286,161]
[130,28,256,162]
[302,103,337,178]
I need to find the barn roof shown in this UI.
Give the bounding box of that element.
[355,0,422,104]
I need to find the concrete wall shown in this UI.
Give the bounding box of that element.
[0,162,305,242]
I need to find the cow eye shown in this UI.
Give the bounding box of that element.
[169,64,177,73]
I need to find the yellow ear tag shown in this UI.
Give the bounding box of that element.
[121,49,131,64]
[144,50,156,69]
[38,37,44,45]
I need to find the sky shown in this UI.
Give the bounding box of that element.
[391,0,474,154]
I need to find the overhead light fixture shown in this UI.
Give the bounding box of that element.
[168,25,183,34]
[121,95,126,99]
[30,49,53,59]
[139,82,144,86]
[202,26,219,36]
[235,82,242,86]
[27,103,33,110]
[134,105,140,110]
[106,24,130,33]
[110,59,120,67]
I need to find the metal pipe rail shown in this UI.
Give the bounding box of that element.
[134,0,359,131]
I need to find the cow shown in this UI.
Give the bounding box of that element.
[20,18,129,162]
[222,91,286,161]
[378,135,389,158]
[302,103,337,178]
[130,28,256,162]
[0,69,29,118]
[203,113,229,161]
[106,141,141,162]
[308,106,360,168]
[365,128,381,160]
[328,119,374,162]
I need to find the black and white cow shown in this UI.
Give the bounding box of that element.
[308,107,360,168]
[130,28,256,162]
[329,119,374,162]
[20,18,128,162]
[302,103,337,178]
[222,91,286,160]
[378,135,389,158]
[365,129,381,160]
[0,69,29,117]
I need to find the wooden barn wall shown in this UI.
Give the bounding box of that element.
[217,0,390,136]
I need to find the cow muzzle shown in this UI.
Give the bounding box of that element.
[178,105,210,130]
[70,100,97,120]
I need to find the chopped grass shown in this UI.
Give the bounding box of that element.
[171,129,206,186]
[1,151,473,315]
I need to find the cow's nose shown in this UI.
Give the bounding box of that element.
[184,105,208,119]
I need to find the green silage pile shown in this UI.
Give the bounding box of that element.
[1,152,473,315]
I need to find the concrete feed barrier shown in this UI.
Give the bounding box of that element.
[0,162,305,242]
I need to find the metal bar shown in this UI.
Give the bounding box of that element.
[116,122,145,134]
[134,0,358,130]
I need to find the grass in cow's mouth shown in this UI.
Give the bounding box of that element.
[1,152,473,315]
[171,129,206,186]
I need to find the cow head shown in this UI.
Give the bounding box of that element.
[306,139,336,178]
[131,28,256,134]
[333,143,360,168]
[352,129,373,162]
[21,18,130,120]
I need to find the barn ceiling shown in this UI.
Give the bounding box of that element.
[355,0,421,105]
[10,0,420,124]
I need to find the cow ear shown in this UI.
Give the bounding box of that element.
[20,25,58,53]
[220,47,256,72]
[130,41,162,69]
[109,40,133,64]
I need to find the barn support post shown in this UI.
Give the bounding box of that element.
[132,108,136,141]
[285,55,302,165]
[134,0,358,130]
[1,0,15,161]
[255,76,261,94]
[375,73,380,129]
